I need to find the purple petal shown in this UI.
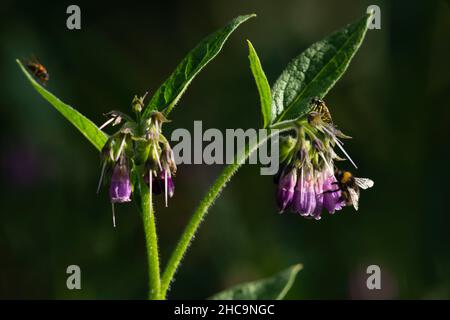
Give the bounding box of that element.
[165,170,175,198]
[323,174,345,213]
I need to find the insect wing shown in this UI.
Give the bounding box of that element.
[348,187,360,211]
[354,177,374,190]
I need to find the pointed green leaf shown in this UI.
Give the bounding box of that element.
[17,59,108,151]
[272,12,372,123]
[247,40,272,128]
[209,264,302,300]
[143,14,256,118]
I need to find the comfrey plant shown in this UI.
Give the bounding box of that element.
[17,11,374,300]
[274,98,374,219]
[97,97,177,225]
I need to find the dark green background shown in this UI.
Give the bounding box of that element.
[1,0,449,299]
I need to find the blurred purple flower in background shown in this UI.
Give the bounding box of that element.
[1,144,48,187]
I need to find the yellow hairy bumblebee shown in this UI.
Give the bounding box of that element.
[334,169,374,210]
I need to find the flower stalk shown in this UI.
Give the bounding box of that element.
[140,174,162,300]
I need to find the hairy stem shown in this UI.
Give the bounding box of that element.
[160,129,286,297]
[140,176,162,299]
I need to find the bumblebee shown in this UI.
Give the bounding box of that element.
[334,169,374,211]
[26,57,49,84]
[310,97,333,124]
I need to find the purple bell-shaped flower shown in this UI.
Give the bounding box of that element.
[109,162,132,203]
[276,168,297,213]
[292,169,316,216]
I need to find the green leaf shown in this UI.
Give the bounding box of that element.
[247,40,272,128]
[143,14,256,118]
[271,12,372,123]
[17,59,108,151]
[209,264,302,300]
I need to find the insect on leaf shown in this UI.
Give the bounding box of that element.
[17,59,108,151]
[209,264,302,300]
[247,40,272,128]
[143,14,256,118]
[271,12,373,123]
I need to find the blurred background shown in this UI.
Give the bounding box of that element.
[0,0,449,299]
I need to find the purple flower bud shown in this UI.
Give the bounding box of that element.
[109,163,132,203]
[144,169,175,202]
[167,175,175,199]
[323,173,344,213]
[292,169,316,216]
[162,169,175,199]
[312,138,324,152]
[163,148,177,174]
[276,168,297,212]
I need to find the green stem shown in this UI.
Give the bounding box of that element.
[140,176,162,300]
[160,129,288,297]
[269,117,307,131]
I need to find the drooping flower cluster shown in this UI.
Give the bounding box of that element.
[275,98,373,220]
[97,94,177,226]
[276,160,345,219]
[142,113,177,207]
